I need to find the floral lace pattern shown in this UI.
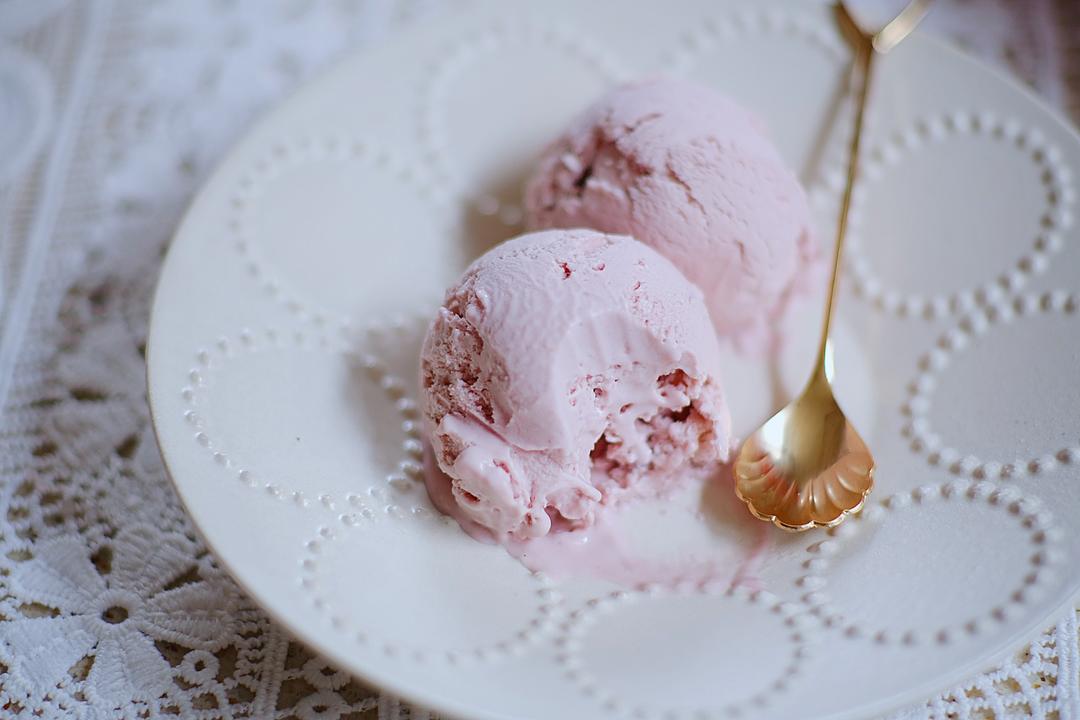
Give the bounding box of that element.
[0,1,1077,718]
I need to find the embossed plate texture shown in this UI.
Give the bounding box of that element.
[148,1,1080,718]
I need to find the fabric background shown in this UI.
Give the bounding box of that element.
[1,1,1078,718]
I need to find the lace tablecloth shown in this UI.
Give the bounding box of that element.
[1,1,1078,718]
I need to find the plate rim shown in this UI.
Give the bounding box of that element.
[145,5,1080,717]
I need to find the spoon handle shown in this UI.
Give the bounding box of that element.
[874,0,933,53]
[813,32,875,382]
[813,0,931,382]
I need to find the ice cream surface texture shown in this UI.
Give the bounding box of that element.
[525,76,817,344]
[420,229,731,539]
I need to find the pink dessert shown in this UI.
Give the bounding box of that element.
[525,76,817,348]
[420,229,731,540]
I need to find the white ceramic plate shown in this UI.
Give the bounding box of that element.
[148,1,1080,718]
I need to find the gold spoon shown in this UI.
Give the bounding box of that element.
[733,0,932,531]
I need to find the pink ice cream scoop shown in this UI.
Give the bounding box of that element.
[420,229,731,539]
[525,76,817,346]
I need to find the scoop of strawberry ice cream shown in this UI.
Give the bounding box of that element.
[524,76,817,348]
[420,229,731,539]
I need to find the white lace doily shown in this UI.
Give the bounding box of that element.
[1,1,1078,719]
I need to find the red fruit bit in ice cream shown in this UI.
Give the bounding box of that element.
[419,229,731,540]
[524,75,820,350]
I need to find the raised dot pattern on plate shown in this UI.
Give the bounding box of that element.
[556,584,812,719]
[901,291,1080,479]
[299,520,563,665]
[661,6,845,72]
[180,317,429,509]
[799,479,1062,646]
[840,111,1076,319]
[228,135,449,324]
[146,3,1080,717]
[418,16,629,220]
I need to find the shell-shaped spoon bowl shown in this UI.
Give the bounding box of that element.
[734,382,874,531]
